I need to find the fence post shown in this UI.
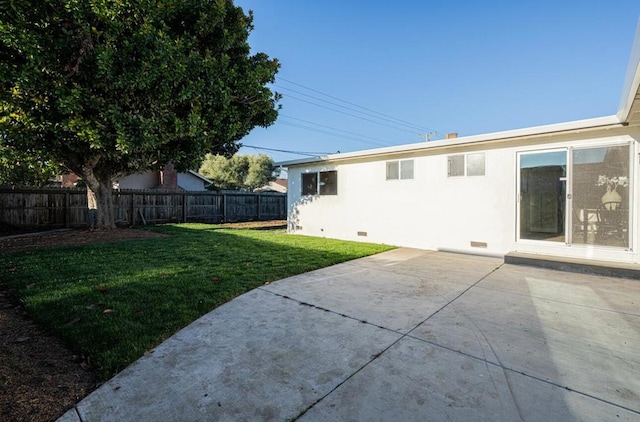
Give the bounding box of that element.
[182,192,187,223]
[222,194,226,222]
[64,191,70,228]
[131,193,136,227]
[257,194,261,221]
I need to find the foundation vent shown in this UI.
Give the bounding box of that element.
[470,241,487,248]
[357,231,368,237]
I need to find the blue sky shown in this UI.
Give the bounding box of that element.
[234,1,639,164]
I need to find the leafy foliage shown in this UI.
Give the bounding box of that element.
[0,143,60,186]
[199,153,275,190]
[0,0,280,226]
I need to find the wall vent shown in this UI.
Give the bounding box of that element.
[470,241,487,248]
[357,231,368,237]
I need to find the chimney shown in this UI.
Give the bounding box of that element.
[159,163,179,190]
[445,133,458,139]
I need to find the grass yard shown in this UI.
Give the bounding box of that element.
[0,223,393,379]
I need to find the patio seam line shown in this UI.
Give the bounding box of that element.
[263,263,505,421]
[472,285,640,318]
[72,406,83,422]
[403,333,640,416]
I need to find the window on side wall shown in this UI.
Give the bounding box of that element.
[301,172,318,195]
[447,153,485,177]
[386,159,414,180]
[319,171,337,195]
[301,170,338,195]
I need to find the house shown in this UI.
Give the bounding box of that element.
[115,164,212,191]
[255,178,288,193]
[278,23,640,264]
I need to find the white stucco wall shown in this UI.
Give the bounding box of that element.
[287,128,640,263]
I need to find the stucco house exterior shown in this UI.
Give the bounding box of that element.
[279,23,640,264]
[116,164,212,191]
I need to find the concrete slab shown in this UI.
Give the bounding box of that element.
[57,249,640,421]
[300,337,639,422]
[263,249,502,332]
[71,289,400,421]
[410,264,640,414]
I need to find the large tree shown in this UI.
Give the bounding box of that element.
[199,153,274,191]
[0,0,280,228]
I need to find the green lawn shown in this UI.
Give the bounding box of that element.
[0,224,393,379]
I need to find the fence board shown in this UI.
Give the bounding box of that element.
[0,188,286,229]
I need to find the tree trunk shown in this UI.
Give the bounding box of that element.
[83,168,116,229]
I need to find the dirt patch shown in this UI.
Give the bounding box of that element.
[217,220,286,230]
[0,290,97,422]
[0,221,285,421]
[0,227,167,254]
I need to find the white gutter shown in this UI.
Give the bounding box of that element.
[276,115,622,167]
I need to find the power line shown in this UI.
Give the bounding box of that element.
[242,144,333,157]
[279,114,391,147]
[277,77,437,133]
[275,85,427,132]
[283,93,420,135]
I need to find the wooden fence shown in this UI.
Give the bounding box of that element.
[0,187,287,229]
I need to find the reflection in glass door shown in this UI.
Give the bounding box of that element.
[519,151,567,242]
[571,145,630,248]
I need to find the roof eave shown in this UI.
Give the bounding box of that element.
[617,19,640,123]
[276,115,623,168]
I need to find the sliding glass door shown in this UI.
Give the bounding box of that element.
[518,144,631,249]
[571,145,630,248]
[519,150,567,242]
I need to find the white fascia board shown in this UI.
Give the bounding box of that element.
[617,19,640,122]
[276,115,622,168]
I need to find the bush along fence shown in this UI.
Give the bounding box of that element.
[0,187,287,229]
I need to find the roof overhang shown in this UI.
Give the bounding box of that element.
[617,19,640,124]
[276,115,624,167]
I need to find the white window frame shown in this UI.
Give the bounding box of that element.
[386,159,414,180]
[447,153,485,177]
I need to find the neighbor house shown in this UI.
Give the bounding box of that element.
[278,23,640,264]
[115,164,212,191]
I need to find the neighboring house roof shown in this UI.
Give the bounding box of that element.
[186,170,213,184]
[255,178,287,193]
[278,21,640,168]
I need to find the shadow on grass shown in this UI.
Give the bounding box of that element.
[0,223,392,379]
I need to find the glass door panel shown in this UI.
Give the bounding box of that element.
[572,145,630,248]
[519,151,567,242]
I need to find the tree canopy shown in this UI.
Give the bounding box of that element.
[0,0,280,227]
[199,153,275,191]
[0,142,60,187]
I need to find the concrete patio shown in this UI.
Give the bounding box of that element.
[59,249,640,421]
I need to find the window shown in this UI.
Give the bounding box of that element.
[320,170,337,195]
[386,161,399,180]
[301,170,337,195]
[447,155,465,177]
[302,173,318,195]
[467,153,485,176]
[386,159,414,180]
[448,153,485,177]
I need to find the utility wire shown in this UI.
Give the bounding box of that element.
[276,85,427,132]
[277,76,437,133]
[242,144,333,157]
[283,93,420,135]
[279,114,391,147]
